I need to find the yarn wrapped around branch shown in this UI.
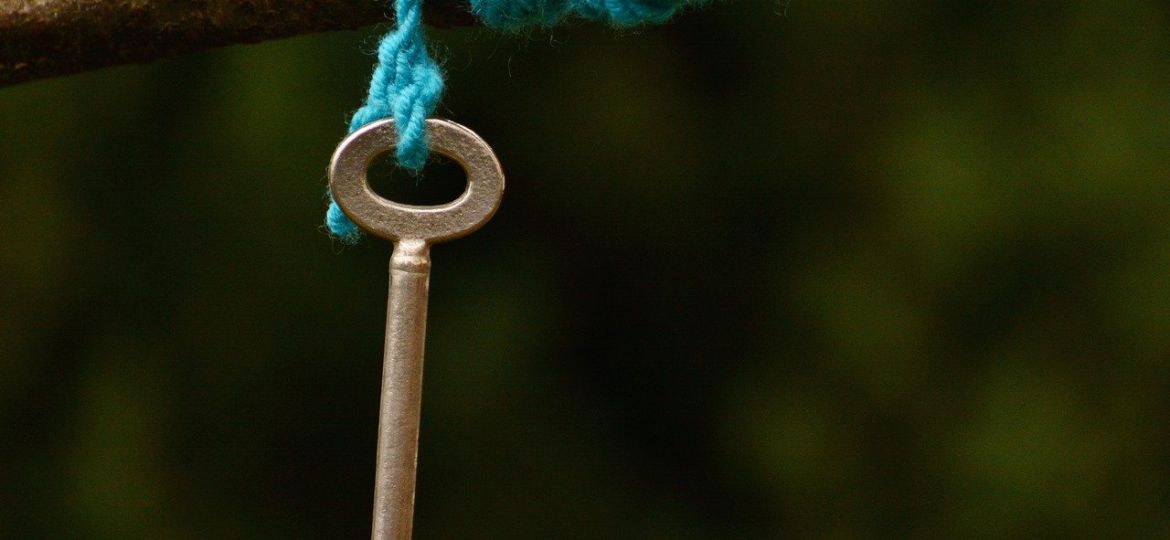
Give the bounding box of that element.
[474,0,688,29]
[326,0,702,243]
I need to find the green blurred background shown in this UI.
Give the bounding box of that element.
[4,1,1170,538]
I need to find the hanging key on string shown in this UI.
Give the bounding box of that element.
[329,119,505,540]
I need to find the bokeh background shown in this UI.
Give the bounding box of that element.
[4,1,1170,538]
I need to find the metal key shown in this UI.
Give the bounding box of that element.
[329,119,505,540]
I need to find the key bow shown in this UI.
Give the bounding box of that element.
[329,118,505,244]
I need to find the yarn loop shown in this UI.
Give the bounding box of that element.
[325,0,698,243]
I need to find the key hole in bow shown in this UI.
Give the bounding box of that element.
[367,151,468,206]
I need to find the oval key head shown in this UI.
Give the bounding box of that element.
[329,119,505,244]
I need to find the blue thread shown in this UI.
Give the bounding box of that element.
[326,195,362,244]
[326,0,697,242]
[325,0,444,243]
[474,0,690,29]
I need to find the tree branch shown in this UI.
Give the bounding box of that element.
[0,0,474,87]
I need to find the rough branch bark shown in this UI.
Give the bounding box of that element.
[0,0,474,87]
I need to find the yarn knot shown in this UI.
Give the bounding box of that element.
[325,0,699,243]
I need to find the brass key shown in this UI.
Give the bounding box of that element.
[329,119,505,540]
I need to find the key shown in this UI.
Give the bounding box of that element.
[329,119,505,540]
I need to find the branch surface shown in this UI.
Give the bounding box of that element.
[0,0,474,87]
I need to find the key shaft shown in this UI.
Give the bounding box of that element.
[372,239,430,540]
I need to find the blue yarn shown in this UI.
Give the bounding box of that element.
[325,0,444,243]
[325,0,698,242]
[326,196,362,244]
[473,0,689,29]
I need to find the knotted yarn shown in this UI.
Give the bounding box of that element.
[325,0,442,244]
[473,0,687,30]
[325,0,699,243]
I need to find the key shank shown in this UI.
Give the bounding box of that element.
[372,239,431,540]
